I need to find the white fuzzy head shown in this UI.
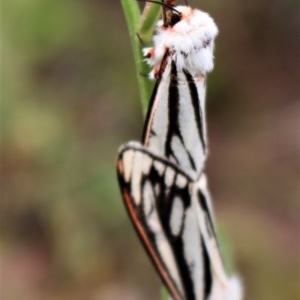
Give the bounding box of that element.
[144,6,219,77]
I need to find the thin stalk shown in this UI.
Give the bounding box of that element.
[120,1,160,115]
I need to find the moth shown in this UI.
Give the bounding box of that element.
[117,2,242,299]
[142,3,218,180]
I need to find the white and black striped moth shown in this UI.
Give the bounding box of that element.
[117,142,242,300]
[117,2,242,299]
[142,4,218,179]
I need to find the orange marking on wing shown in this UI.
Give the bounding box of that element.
[117,160,124,174]
[148,48,155,56]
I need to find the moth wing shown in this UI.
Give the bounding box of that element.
[142,55,208,180]
[117,142,213,300]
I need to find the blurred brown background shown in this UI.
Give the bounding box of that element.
[1,0,299,299]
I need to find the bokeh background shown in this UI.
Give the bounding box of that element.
[1,0,299,299]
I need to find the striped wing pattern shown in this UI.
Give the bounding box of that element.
[142,56,208,180]
[117,142,230,300]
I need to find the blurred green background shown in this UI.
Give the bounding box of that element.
[1,0,299,299]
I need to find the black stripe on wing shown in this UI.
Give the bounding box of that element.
[198,190,217,239]
[166,60,197,171]
[202,237,213,298]
[116,143,215,300]
[183,69,207,154]
[142,50,169,143]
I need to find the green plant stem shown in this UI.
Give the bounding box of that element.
[120,0,158,115]
[137,3,161,45]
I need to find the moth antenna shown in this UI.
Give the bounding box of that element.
[134,0,180,15]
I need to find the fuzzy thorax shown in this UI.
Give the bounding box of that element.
[144,6,219,78]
